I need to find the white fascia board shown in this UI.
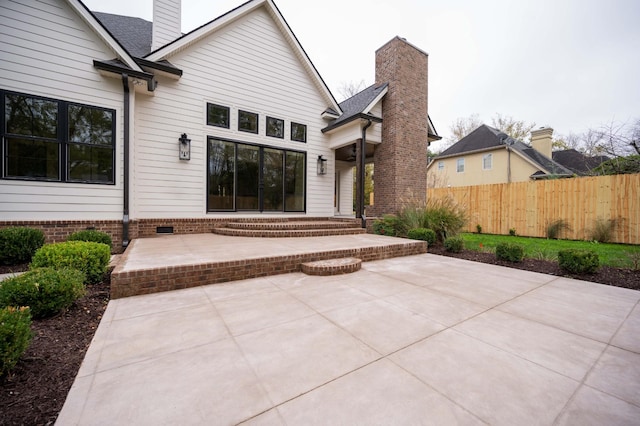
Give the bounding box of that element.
[362,86,388,114]
[68,0,143,72]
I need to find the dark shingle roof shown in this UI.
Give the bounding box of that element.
[552,149,609,175]
[94,12,153,57]
[437,124,573,177]
[334,83,388,125]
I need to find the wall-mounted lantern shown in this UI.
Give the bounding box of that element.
[317,155,327,175]
[179,133,191,160]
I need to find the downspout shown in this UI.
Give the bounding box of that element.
[359,119,372,228]
[121,74,130,248]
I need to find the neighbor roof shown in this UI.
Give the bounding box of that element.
[435,124,573,177]
[552,149,609,175]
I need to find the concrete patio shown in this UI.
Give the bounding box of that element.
[57,253,640,425]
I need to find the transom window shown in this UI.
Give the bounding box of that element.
[266,116,284,138]
[238,110,258,134]
[2,91,115,184]
[207,103,230,128]
[291,122,306,142]
[482,153,492,170]
[456,158,465,173]
[207,138,305,212]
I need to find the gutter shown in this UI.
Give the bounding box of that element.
[359,119,372,228]
[322,113,382,134]
[122,74,130,248]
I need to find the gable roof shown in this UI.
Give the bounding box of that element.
[552,149,609,175]
[321,83,388,132]
[435,124,573,177]
[93,12,153,58]
[142,0,341,115]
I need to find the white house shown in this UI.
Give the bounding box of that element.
[0,0,438,249]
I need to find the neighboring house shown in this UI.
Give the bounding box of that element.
[0,0,438,248]
[552,149,609,175]
[428,125,574,187]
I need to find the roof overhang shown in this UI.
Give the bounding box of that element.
[321,113,383,134]
[134,58,183,79]
[93,60,157,92]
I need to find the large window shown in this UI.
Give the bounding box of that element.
[207,138,305,212]
[2,91,115,184]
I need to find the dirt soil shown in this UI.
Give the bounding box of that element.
[1,249,638,425]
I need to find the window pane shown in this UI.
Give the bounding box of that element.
[5,94,57,138]
[6,138,59,179]
[208,139,235,210]
[483,154,492,170]
[291,122,306,142]
[236,144,259,209]
[263,148,283,211]
[238,110,258,134]
[266,117,284,138]
[456,158,465,173]
[207,104,230,128]
[285,151,305,211]
[68,144,113,182]
[68,105,113,145]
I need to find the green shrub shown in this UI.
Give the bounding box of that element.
[67,229,112,249]
[444,236,464,253]
[0,227,45,266]
[496,242,525,262]
[546,219,571,239]
[372,214,404,237]
[508,228,517,236]
[0,268,85,319]
[558,249,600,274]
[0,306,32,376]
[31,241,110,284]
[476,224,482,234]
[589,218,618,243]
[407,228,436,245]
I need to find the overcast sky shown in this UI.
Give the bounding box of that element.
[82,0,640,151]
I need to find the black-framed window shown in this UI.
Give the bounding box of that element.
[238,110,258,134]
[2,91,115,184]
[207,103,230,128]
[291,122,306,143]
[266,116,284,139]
[207,137,305,212]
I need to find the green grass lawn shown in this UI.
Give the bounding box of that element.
[461,233,640,269]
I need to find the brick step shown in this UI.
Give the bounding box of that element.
[301,257,362,276]
[212,227,366,238]
[224,221,358,230]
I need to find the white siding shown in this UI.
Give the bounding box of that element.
[336,161,354,215]
[0,0,124,220]
[134,6,334,218]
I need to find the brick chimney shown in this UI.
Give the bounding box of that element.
[530,127,554,158]
[152,0,182,51]
[372,37,429,215]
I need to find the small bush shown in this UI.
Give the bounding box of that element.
[67,229,112,249]
[589,218,618,243]
[496,242,525,262]
[31,241,110,284]
[508,228,517,236]
[0,306,32,376]
[444,236,464,253]
[558,249,600,274]
[546,219,571,240]
[0,268,85,319]
[0,227,45,266]
[476,224,482,234]
[372,214,404,237]
[407,228,436,245]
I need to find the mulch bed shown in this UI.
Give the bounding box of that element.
[1,249,638,425]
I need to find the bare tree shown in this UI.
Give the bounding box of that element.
[336,80,367,102]
[490,114,536,143]
[444,114,483,147]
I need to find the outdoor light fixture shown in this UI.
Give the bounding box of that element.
[317,155,327,175]
[179,133,191,160]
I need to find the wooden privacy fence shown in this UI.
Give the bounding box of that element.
[427,174,640,245]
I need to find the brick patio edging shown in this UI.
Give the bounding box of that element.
[110,240,427,298]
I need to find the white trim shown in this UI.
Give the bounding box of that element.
[65,0,143,72]
[362,86,388,115]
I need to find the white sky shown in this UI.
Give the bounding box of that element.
[82,0,640,150]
